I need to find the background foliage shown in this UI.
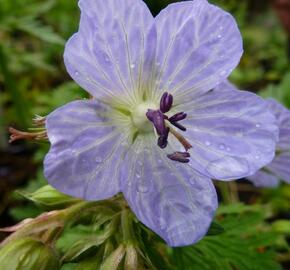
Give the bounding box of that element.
[0,0,290,269]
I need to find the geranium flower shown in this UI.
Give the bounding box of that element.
[247,99,290,187]
[44,0,278,246]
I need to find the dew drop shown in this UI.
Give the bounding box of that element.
[136,173,141,178]
[75,71,79,76]
[220,70,227,76]
[226,147,231,152]
[256,123,261,128]
[130,63,135,69]
[219,144,225,150]
[159,217,167,230]
[95,157,102,163]
[137,182,149,193]
[217,34,222,39]
[205,141,211,146]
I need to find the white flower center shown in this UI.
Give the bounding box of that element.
[132,102,158,133]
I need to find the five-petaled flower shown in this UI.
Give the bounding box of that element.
[44,0,278,246]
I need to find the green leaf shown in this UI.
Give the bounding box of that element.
[171,204,282,270]
[18,20,65,45]
[206,222,225,236]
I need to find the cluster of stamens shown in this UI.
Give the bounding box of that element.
[8,115,47,143]
[146,92,192,163]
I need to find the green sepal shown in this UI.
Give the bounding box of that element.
[17,185,81,209]
[100,244,126,270]
[61,215,120,262]
[0,237,60,270]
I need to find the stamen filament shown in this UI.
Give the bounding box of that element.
[169,128,192,151]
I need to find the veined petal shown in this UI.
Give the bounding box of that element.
[266,99,290,151]
[267,152,290,184]
[121,135,217,247]
[154,0,243,104]
[247,170,279,188]
[64,0,156,106]
[181,89,278,180]
[44,100,129,200]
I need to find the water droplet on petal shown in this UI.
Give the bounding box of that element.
[75,71,79,76]
[136,173,141,178]
[130,64,135,69]
[95,157,102,163]
[220,70,227,76]
[217,34,222,39]
[219,144,225,150]
[137,182,149,193]
[189,176,204,190]
[226,147,231,152]
[256,123,261,128]
[159,217,166,230]
[205,141,211,146]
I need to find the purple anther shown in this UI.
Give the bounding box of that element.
[158,127,170,149]
[146,110,167,136]
[169,112,187,122]
[146,109,155,122]
[167,152,190,163]
[170,121,186,132]
[160,92,173,113]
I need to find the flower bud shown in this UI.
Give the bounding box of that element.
[0,237,60,270]
[124,245,138,270]
[20,185,80,209]
[100,244,126,270]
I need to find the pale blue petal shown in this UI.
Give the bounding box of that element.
[247,170,279,188]
[121,135,218,247]
[154,0,243,104]
[64,0,156,105]
[44,100,129,200]
[179,89,279,180]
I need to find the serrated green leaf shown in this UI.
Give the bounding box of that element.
[206,222,225,236]
[171,204,282,270]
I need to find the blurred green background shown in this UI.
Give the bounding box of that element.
[0,0,290,268]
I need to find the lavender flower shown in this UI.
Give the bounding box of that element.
[247,99,290,187]
[44,0,278,246]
